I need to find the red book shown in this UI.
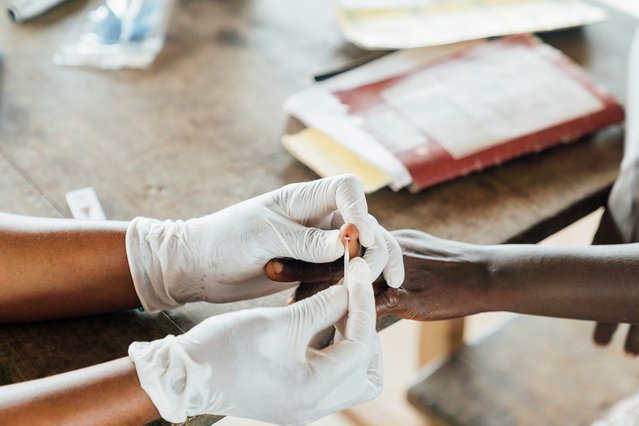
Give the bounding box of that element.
[286,35,624,192]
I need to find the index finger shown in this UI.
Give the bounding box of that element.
[285,175,375,247]
[264,223,361,283]
[344,258,376,343]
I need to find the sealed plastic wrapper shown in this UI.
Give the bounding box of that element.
[53,0,173,69]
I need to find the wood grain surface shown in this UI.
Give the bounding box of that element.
[408,316,639,426]
[0,0,633,424]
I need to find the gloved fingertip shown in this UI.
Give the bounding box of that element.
[305,228,344,263]
[345,217,374,248]
[321,283,349,305]
[384,268,405,289]
[358,226,376,248]
[386,280,402,289]
[348,257,370,280]
[327,229,347,256]
[361,252,387,284]
[325,282,348,296]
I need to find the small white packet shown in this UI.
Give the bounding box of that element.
[53,0,173,69]
[65,187,107,220]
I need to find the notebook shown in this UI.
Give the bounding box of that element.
[283,35,624,192]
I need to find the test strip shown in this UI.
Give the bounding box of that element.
[65,187,106,220]
[343,236,350,286]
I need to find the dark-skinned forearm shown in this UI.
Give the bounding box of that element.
[0,358,159,425]
[486,243,639,323]
[0,213,140,322]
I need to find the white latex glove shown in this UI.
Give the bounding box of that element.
[129,258,382,425]
[126,174,404,312]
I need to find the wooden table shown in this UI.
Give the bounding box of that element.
[0,1,632,424]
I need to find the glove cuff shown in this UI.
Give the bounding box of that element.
[129,336,212,423]
[126,217,182,312]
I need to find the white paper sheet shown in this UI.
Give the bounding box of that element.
[284,36,609,191]
[337,0,606,49]
[379,43,604,158]
[285,42,483,189]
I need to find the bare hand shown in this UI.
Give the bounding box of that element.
[373,230,490,320]
[267,229,491,321]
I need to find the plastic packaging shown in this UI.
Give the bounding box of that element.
[53,0,173,69]
[8,0,70,23]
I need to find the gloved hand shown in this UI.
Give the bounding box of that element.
[126,174,404,312]
[129,258,382,425]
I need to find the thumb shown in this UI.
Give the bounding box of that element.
[274,221,344,263]
[344,258,376,344]
[303,263,381,414]
[289,284,348,339]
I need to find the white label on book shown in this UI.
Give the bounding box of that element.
[380,43,605,159]
[365,109,428,152]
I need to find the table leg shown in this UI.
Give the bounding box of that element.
[418,318,465,367]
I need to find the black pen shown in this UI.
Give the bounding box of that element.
[312,51,393,82]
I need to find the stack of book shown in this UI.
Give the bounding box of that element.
[284,34,623,192]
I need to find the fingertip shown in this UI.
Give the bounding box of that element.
[317,228,346,261]
[359,232,375,248]
[593,323,618,346]
[357,221,376,248]
[264,260,285,281]
[340,223,359,241]
[272,261,284,274]
[362,245,388,282]
[340,223,361,258]
[383,228,405,288]
[326,283,349,298]
[349,256,368,268]
[384,268,405,288]
[299,283,348,311]
[624,350,639,359]
[349,217,375,248]
[334,174,373,246]
[348,257,371,286]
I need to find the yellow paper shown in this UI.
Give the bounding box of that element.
[282,128,391,193]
